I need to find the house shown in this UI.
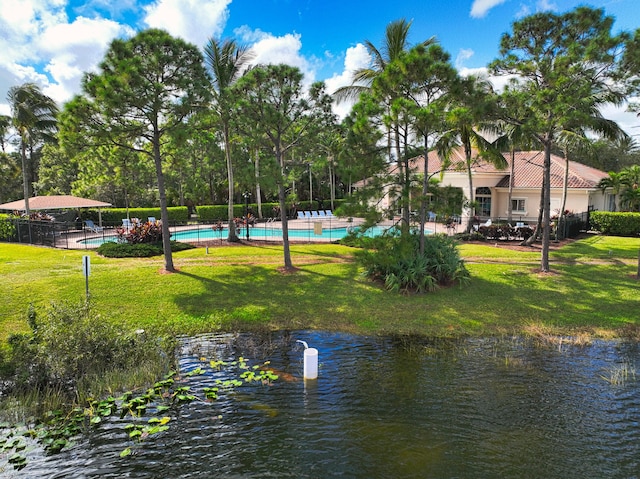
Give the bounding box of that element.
[370,147,613,224]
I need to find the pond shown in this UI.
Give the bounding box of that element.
[3,331,639,478]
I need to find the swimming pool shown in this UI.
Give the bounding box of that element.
[79,224,390,247]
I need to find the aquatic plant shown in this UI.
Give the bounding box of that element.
[601,362,637,386]
[0,355,280,470]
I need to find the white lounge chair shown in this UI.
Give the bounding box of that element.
[303,211,312,219]
[311,211,320,218]
[325,210,334,218]
[148,217,156,224]
[84,220,103,233]
[297,211,305,220]
[122,218,132,231]
[318,210,327,218]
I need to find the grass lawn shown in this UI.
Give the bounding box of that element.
[1,234,639,344]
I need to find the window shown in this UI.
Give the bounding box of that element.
[475,187,491,216]
[511,198,526,212]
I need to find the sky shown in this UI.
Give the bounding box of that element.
[0,0,638,136]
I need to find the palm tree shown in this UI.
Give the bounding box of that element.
[0,114,11,152]
[333,19,420,103]
[7,83,59,215]
[438,75,506,232]
[204,38,254,242]
[597,171,625,211]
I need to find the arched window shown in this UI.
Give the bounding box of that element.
[475,187,491,216]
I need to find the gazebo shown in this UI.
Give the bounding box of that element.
[0,195,112,226]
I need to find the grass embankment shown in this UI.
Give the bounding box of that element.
[1,234,639,343]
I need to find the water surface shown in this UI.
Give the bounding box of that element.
[4,332,639,478]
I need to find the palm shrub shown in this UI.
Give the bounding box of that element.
[354,231,470,293]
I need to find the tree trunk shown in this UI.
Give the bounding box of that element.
[419,134,429,254]
[540,142,552,272]
[465,142,475,234]
[507,148,515,223]
[224,125,239,242]
[20,140,31,216]
[254,148,263,219]
[521,183,544,247]
[153,129,175,273]
[558,148,569,241]
[277,148,293,270]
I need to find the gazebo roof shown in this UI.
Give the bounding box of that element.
[0,195,112,211]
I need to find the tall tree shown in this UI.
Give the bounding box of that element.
[438,75,506,233]
[204,38,254,241]
[231,64,334,271]
[6,83,59,214]
[490,7,627,272]
[62,29,211,272]
[335,19,433,224]
[374,42,457,249]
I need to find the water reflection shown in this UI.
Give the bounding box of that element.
[4,332,639,478]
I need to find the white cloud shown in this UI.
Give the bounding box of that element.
[470,0,508,18]
[323,43,371,119]
[143,0,231,48]
[455,48,475,69]
[0,0,135,112]
[234,27,317,85]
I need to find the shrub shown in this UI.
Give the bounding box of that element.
[0,214,17,241]
[590,211,640,236]
[117,222,163,244]
[354,231,470,293]
[3,302,174,395]
[96,241,194,258]
[84,207,189,224]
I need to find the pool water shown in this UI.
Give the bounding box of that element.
[79,224,390,247]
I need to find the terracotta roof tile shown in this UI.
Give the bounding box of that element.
[405,148,606,189]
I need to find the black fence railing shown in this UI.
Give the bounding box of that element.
[0,216,361,249]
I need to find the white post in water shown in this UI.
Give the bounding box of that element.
[297,340,318,380]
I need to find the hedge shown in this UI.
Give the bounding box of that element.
[84,207,189,224]
[0,214,17,241]
[590,211,640,236]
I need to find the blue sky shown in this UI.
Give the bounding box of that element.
[0,0,638,133]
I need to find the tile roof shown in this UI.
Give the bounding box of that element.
[406,148,607,189]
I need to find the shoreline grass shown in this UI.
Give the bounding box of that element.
[1,235,639,344]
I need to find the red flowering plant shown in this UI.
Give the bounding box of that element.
[116,221,163,244]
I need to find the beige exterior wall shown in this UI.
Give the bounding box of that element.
[437,171,610,224]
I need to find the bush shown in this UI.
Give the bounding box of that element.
[84,207,189,224]
[97,240,194,258]
[590,211,640,236]
[117,221,163,244]
[0,214,16,241]
[354,231,470,293]
[3,302,173,395]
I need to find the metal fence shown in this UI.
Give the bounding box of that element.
[0,216,364,249]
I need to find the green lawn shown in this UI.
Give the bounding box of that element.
[1,235,638,343]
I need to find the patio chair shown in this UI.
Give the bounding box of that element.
[297,211,305,220]
[148,217,156,224]
[311,211,320,219]
[428,211,437,222]
[325,210,334,218]
[318,210,327,218]
[84,219,103,233]
[303,211,312,219]
[122,218,132,231]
